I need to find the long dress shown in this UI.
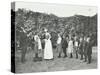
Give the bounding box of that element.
[38,38,42,50]
[67,40,74,54]
[57,34,62,53]
[34,35,42,53]
[44,33,53,59]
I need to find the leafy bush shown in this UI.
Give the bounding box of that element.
[12,9,97,50]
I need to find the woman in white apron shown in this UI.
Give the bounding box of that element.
[44,32,53,60]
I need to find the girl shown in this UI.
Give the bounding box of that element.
[33,32,42,61]
[74,36,79,59]
[57,33,62,58]
[67,37,74,58]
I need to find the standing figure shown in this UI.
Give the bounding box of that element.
[83,36,88,62]
[79,36,84,60]
[20,27,28,63]
[86,36,93,64]
[33,32,42,61]
[57,33,62,58]
[44,31,53,60]
[74,36,79,59]
[67,37,74,58]
[41,31,46,51]
[61,35,68,58]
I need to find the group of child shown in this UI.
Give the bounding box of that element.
[57,32,93,64]
[20,27,93,64]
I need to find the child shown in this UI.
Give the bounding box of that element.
[74,37,79,59]
[61,35,68,58]
[33,32,42,61]
[86,36,93,64]
[57,33,62,58]
[79,36,84,60]
[67,37,74,58]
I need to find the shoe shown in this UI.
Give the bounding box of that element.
[58,56,61,58]
[87,62,91,64]
[80,58,83,60]
[63,55,67,58]
[70,56,73,58]
[50,58,54,60]
[83,60,87,62]
[76,57,78,59]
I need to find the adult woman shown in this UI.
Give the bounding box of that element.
[44,29,53,60]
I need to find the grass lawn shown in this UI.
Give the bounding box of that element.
[15,46,97,73]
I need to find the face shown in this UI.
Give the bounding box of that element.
[80,37,83,42]
[87,37,90,42]
[66,37,68,40]
[58,34,60,37]
[84,37,86,41]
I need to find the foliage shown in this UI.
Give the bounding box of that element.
[12,9,97,49]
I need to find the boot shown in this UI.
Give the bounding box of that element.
[58,54,61,58]
[70,53,73,58]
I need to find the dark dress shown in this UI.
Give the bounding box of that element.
[86,39,93,63]
[83,40,88,61]
[19,31,28,63]
[61,38,68,57]
[41,33,46,49]
[79,40,84,60]
[87,41,93,55]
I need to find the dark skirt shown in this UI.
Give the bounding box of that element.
[41,40,45,49]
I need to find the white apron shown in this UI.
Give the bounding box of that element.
[67,40,74,54]
[44,33,53,59]
[34,35,42,50]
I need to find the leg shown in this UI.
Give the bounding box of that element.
[76,50,78,59]
[58,51,61,58]
[34,45,38,58]
[87,54,91,64]
[80,53,83,60]
[70,53,73,58]
[80,49,83,60]
[21,47,27,63]
[58,45,62,58]
[35,53,38,58]
[21,52,25,63]
[63,48,67,58]
[33,53,38,62]
[75,47,78,59]
[84,53,87,62]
